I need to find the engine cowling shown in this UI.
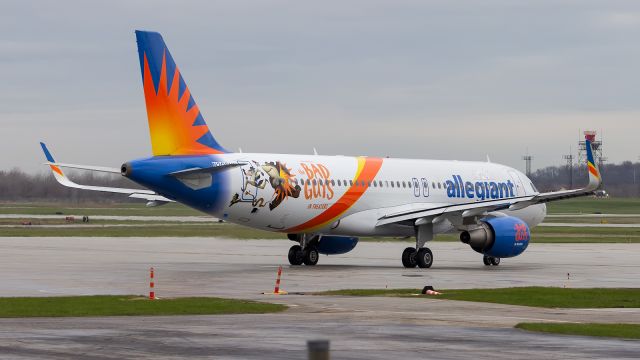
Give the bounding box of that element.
[460,216,530,258]
[317,235,359,255]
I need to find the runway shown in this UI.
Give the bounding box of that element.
[0,237,638,359]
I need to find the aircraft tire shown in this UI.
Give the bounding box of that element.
[490,257,501,266]
[288,245,304,265]
[401,247,417,268]
[303,247,319,266]
[483,255,491,266]
[416,247,433,268]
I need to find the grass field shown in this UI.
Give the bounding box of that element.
[0,295,286,318]
[2,197,638,217]
[2,219,640,242]
[546,197,640,214]
[0,203,201,216]
[318,287,640,308]
[2,223,640,242]
[0,223,284,239]
[2,199,640,242]
[516,323,640,339]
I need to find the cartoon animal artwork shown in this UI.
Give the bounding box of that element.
[261,161,301,210]
[229,160,301,211]
[230,162,267,208]
[244,166,266,191]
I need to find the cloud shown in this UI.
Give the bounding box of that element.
[597,12,640,28]
[0,0,638,174]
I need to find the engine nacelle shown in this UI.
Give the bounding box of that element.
[460,216,530,258]
[317,235,359,255]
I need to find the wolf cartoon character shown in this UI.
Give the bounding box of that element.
[261,161,301,210]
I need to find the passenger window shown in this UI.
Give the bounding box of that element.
[396,181,400,188]
[437,182,441,189]
[391,181,395,188]
[337,180,341,186]
[432,182,435,189]
[361,180,365,186]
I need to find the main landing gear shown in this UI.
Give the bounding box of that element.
[287,234,319,266]
[402,247,433,268]
[402,222,434,268]
[483,255,500,266]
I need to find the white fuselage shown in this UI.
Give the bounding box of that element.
[211,153,547,237]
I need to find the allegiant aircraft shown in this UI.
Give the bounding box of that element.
[40,30,603,268]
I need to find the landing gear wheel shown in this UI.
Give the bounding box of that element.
[490,257,501,266]
[288,245,303,265]
[483,255,491,266]
[303,247,319,266]
[416,247,433,268]
[402,247,417,268]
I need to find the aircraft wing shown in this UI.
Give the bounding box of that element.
[377,137,602,227]
[40,142,173,203]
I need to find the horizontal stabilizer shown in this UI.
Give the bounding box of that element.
[168,162,242,177]
[39,142,173,203]
[44,162,121,174]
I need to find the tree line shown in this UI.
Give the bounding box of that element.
[0,168,143,203]
[530,161,640,197]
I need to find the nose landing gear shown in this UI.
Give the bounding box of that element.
[483,255,501,266]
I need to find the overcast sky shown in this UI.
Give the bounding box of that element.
[1,0,639,174]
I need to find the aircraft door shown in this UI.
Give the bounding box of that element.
[412,178,421,197]
[421,178,429,197]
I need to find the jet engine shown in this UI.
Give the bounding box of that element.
[459,216,530,258]
[317,235,359,255]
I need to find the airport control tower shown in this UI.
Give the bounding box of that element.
[578,130,606,168]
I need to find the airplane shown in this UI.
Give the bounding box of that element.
[40,30,603,268]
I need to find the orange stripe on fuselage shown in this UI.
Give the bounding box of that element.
[285,157,383,233]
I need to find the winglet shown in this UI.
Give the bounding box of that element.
[40,142,55,162]
[39,142,66,179]
[585,136,602,191]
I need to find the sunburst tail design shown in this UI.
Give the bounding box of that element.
[135,30,227,156]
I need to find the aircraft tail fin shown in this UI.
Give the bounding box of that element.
[135,30,227,156]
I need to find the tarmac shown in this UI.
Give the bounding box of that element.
[0,237,639,359]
